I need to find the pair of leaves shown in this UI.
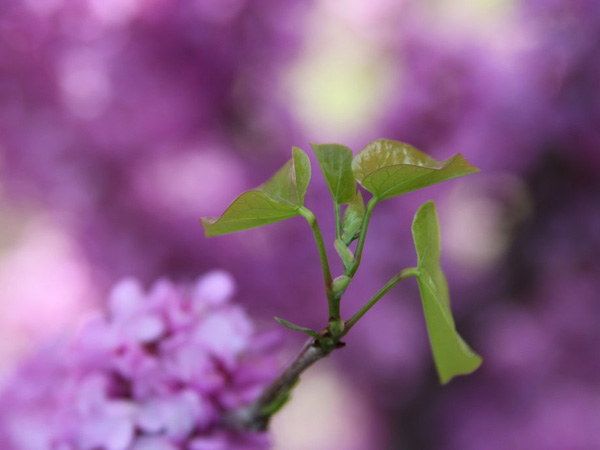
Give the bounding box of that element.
[201,147,310,237]
[353,139,479,201]
[201,143,352,237]
[412,201,482,384]
[314,139,479,205]
[274,317,320,339]
[201,143,359,237]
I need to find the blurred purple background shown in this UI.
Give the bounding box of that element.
[0,0,599,448]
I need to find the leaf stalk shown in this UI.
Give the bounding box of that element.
[347,197,378,277]
[343,267,419,335]
[299,207,338,319]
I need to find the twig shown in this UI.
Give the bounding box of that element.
[223,338,331,431]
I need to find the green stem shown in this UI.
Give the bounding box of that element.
[347,197,377,277]
[299,207,336,318]
[343,267,419,335]
[334,202,342,240]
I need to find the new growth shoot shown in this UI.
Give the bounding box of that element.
[201,139,482,430]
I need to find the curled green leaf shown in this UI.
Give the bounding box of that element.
[341,191,365,243]
[331,274,351,299]
[201,147,311,236]
[352,139,479,201]
[312,143,356,204]
[274,317,320,339]
[412,201,482,384]
[334,239,354,269]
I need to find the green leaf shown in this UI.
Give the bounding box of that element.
[341,191,365,243]
[201,147,311,237]
[312,143,356,204]
[201,191,300,237]
[412,201,482,384]
[352,139,479,201]
[262,147,311,206]
[331,274,351,299]
[334,239,354,269]
[274,317,320,339]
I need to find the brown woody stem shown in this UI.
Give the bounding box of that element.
[223,337,333,431]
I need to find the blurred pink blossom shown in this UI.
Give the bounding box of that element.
[0,271,280,450]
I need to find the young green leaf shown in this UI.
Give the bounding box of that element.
[201,191,301,237]
[334,239,354,269]
[262,147,311,206]
[352,139,479,201]
[412,201,482,384]
[331,275,351,299]
[201,147,311,236]
[274,317,320,339]
[341,191,365,243]
[311,143,356,204]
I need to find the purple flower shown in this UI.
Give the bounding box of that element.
[0,271,280,450]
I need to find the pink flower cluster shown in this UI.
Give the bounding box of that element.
[0,271,279,450]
